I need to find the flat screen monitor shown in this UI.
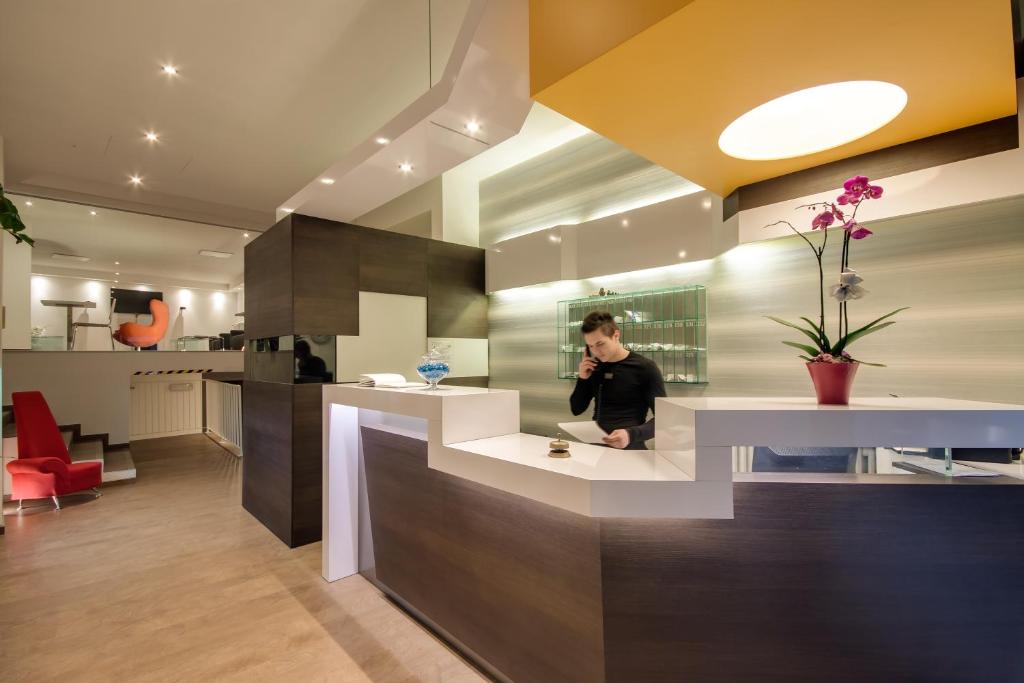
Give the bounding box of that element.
[111,288,164,315]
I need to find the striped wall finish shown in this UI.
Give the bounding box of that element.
[479,132,700,247]
[489,195,1024,439]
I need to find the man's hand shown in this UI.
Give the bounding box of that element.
[602,429,630,449]
[578,356,598,380]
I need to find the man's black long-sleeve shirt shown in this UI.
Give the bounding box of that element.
[569,352,666,449]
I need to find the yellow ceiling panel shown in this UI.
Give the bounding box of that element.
[531,0,1018,196]
[529,0,695,95]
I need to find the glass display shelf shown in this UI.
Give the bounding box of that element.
[556,285,707,384]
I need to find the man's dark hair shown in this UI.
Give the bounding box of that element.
[581,311,618,337]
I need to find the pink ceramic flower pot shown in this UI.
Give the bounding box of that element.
[806,361,859,405]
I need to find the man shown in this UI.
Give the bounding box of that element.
[294,339,330,382]
[569,311,666,449]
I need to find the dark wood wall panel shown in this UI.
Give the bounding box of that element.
[600,482,1024,682]
[290,383,324,546]
[241,380,293,545]
[726,115,1020,218]
[243,345,293,383]
[357,227,428,296]
[291,215,359,336]
[362,427,605,683]
[426,240,488,338]
[242,215,488,548]
[244,216,293,339]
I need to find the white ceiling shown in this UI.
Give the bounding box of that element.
[279,0,531,223]
[0,0,466,229]
[13,194,245,288]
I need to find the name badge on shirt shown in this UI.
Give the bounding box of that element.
[604,372,614,379]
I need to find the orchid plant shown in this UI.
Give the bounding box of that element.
[765,175,907,366]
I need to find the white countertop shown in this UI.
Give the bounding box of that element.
[446,433,690,482]
[322,388,1024,581]
[664,396,1024,412]
[658,396,1024,450]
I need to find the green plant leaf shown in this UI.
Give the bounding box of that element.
[782,340,820,356]
[0,185,33,247]
[799,316,831,351]
[853,359,887,367]
[765,316,823,350]
[832,321,897,355]
[797,355,814,362]
[849,307,909,338]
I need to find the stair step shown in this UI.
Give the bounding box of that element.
[69,439,104,464]
[102,448,136,483]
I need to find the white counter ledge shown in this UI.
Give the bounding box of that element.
[321,384,729,581]
[323,389,1024,581]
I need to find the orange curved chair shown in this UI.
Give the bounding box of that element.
[113,298,169,349]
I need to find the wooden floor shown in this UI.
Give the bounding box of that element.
[0,434,485,682]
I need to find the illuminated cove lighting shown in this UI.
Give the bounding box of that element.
[718,81,908,161]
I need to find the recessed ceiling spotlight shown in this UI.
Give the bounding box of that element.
[114,261,120,265]
[621,218,629,227]
[129,175,143,185]
[243,232,250,238]
[161,65,178,75]
[114,280,119,283]
[398,162,413,173]
[375,137,390,145]
[718,81,907,160]
[465,120,481,134]
[701,197,713,210]
[548,234,561,244]
[25,201,33,206]
[319,177,335,185]
[678,250,688,259]
[115,272,120,275]
[281,208,294,213]
[90,210,97,216]
[144,131,159,142]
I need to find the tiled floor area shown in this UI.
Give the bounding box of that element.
[0,434,484,682]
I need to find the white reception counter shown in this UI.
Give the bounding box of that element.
[322,386,1024,581]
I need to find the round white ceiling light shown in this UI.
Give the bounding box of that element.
[718,81,908,161]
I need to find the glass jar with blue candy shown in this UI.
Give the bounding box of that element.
[416,344,451,390]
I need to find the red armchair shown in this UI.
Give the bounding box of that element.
[7,391,102,510]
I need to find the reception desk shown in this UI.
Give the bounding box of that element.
[322,387,1024,681]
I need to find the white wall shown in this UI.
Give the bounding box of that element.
[29,274,240,350]
[352,177,441,239]
[1,231,31,349]
[3,350,243,444]
[337,292,428,382]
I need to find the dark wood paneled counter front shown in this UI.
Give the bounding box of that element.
[361,426,1024,682]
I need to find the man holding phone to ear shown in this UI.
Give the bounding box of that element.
[569,311,666,449]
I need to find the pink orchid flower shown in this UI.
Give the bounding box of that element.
[849,225,873,239]
[811,211,835,230]
[843,175,870,194]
